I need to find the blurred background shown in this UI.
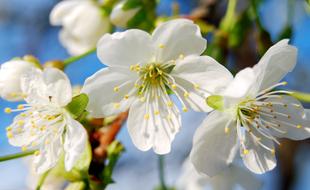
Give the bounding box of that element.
[0,0,309,189]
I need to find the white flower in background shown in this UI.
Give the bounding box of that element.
[177,159,261,190]
[190,39,310,176]
[82,19,233,154]
[5,68,87,174]
[110,1,140,28]
[0,59,39,101]
[50,0,111,55]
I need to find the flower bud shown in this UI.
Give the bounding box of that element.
[0,59,41,101]
[110,1,140,28]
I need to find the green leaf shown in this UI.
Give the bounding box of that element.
[206,95,224,111]
[66,93,89,119]
[122,0,142,10]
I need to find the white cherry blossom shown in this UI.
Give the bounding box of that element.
[50,0,111,55]
[0,59,39,101]
[177,159,261,190]
[190,39,310,175]
[5,68,87,174]
[82,19,233,154]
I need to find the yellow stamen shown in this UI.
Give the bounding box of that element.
[114,103,120,109]
[6,126,12,131]
[296,124,302,129]
[17,120,24,126]
[167,101,173,107]
[159,44,165,48]
[171,84,177,90]
[4,108,12,114]
[124,94,129,100]
[34,150,40,156]
[21,146,27,152]
[224,127,230,134]
[179,54,184,59]
[17,105,24,110]
[182,107,188,112]
[184,92,189,98]
[113,86,119,92]
[144,114,150,120]
[154,110,160,115]
[6,131,13,138]
[243,149,249,155]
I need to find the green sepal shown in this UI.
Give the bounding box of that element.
[206,95,224,111]
[66,93,89,119]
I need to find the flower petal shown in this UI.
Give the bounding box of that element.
[0,60,37,101]
[50,0,81,25]
[82,68,136,118]
[261,95,310,140]
[152,19,206,62]
[97,30,154,68]
[127,88,181,154]
[34,135,63,174]
[227,165,262,190]
[171,55,233,112]
[190,111,238,177]
[21,68,72,106]
[242,131,276,174]
[253,39,297,92]
[64,115,87,171]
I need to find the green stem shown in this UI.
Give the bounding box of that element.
[220,0,238,32]
[63,48,96,67]
[36,170,51,190]
[158,155,167,190]
[292,91,310,103]
[0,150,35,162]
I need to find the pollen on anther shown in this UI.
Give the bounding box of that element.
[171,84,177,90]
[124,94,129,100]
[167,101,173,107]
[144,114,150,120]
[179,54,185,60]
[159,43,165,48]
[182,107,188,112]
[271,149,275,155]
[114,103,120,109]
[6,131,13,138]
[224,127,230,134]
[113,86,119,92]
[17,120,24,126]
[4,108,12,114]
[154,110,160,115]
[184,92,189,98]
[34,150,40,156]
[21,146,27,152]
[296,124,302,129]
[140,97,146,102]
[17,105,24,110]
[243,149,249,155]
[193,83,200,90]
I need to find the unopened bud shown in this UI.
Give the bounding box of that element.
[110,1,140,28]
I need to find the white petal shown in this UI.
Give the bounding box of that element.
[152,19,206,62]
[82,67,136,118]
[127,89,181,154]
[97,30,154,68]
[229,165,262,190]
[190,111,238,177]
[21,68,72,106]
[242,131,276,174]
[253,39,297,92]
[64,115,87,171]
[50,0,81,25]
[34,135,63,174]
[223,68,257,98]
[171,55,233,112]
[110,1,140,28]
[0,60,37,101]
[261,95,310,140]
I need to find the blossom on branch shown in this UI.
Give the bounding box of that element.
[82,19,233,154]
[50,0,111,55]
[5,68,87,174]
[190,39,310,175]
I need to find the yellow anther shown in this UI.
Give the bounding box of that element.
[140,97,146,102]
[21,113,27,117]
[40,125,46,131]
[224,127,230,134]
[31,142,37,147]
[271,149,275,155]
[179,54,185,59]
[182,107,188,112]
[159,43,165,48]
[282,81,288,85]
[114,103,120,109]
[130,65,135,71]
[45,139,50,145]
[184,92,189,98]
[22,94,28,98]
[148,65,154,70]
[134,83,140,88]
[171,84,177,90]
[17,120,24,126]
[124,94,129,100]
[113,86,120,92]
[154,110,160,115]
[21,146,27,152]
[17,105,24,110]
[194,83,200,90]
[6,131,13,138]
[243,149,249,155]
[296,124,302,129]
[47,115,56,120]
[167,101,173,107]
[144,114,150,120]
[17,128,23,133]
[4,108,12,114]
[34,150,40,156]
[6,126,12,131]
[9,92,17,97]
